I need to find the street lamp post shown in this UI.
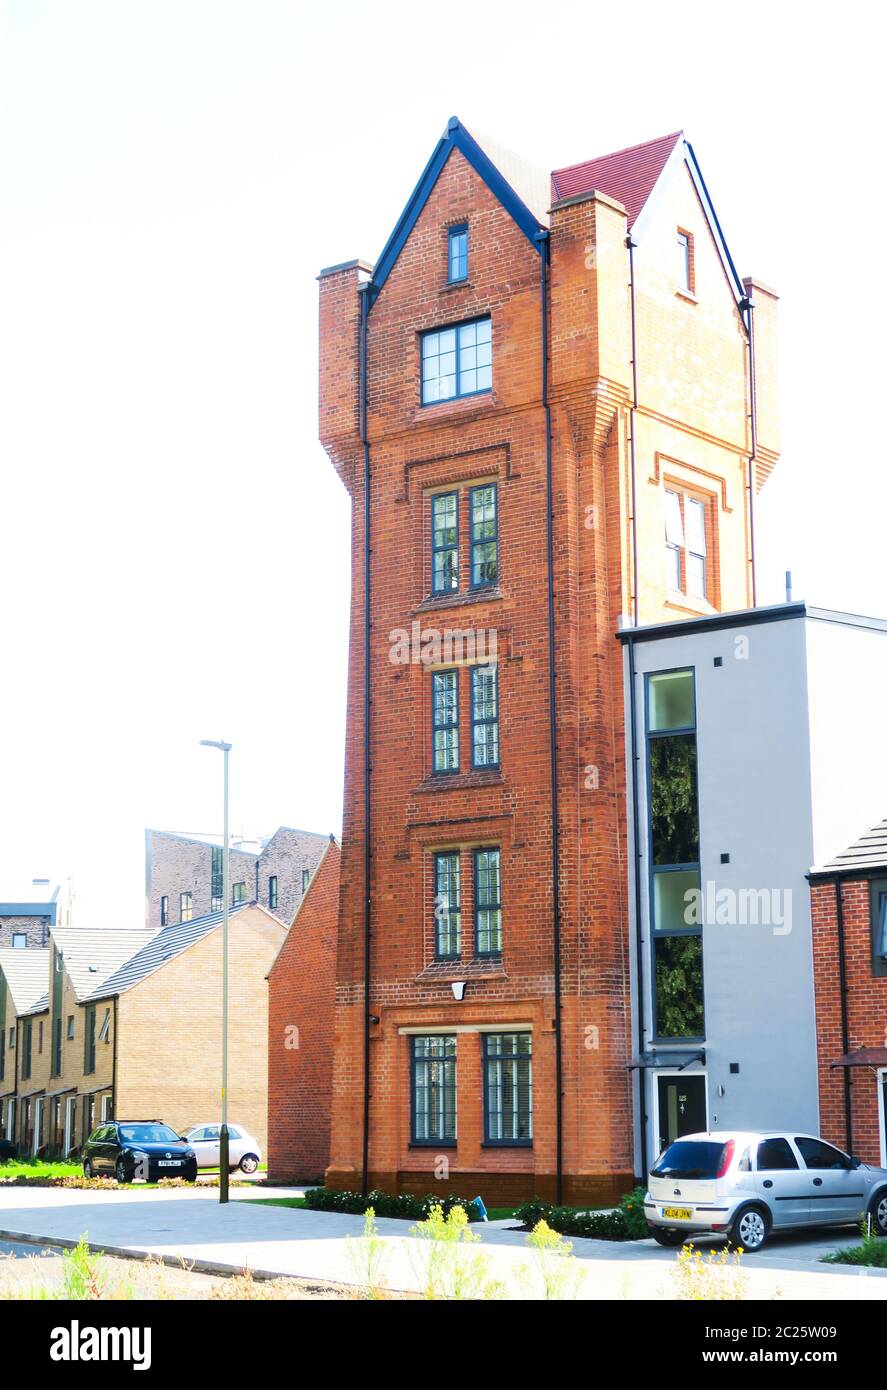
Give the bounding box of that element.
[200,738,232,1204]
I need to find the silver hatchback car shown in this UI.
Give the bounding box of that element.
[645,1130,887,1252]
[181,1123,262,1174]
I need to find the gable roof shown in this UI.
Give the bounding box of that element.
[0,947,50,1014]
[811,817,887,877]
[551,131,683,225]
[81,902,281,1003]
[52,928,158,1002]
[368,116,548,308]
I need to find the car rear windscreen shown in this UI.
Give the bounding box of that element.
[651,1140,726,1179]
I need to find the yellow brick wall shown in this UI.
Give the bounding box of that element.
[115,906,285,1152]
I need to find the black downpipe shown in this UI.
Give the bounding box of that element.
[627,633,648,1179]
[744,296,758,607]
[627,237,640,626]
[538,231,564,1204]
[359,283,372,1197]
[833,879,853,1153]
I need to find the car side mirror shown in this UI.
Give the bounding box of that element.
[850,1156,863,1169]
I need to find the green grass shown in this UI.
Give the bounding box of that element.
[0,1159,81,1180]
[822,1240,887,1268]
[246,1197,308,1209]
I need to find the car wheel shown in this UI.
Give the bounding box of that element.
[239,1153,259,1174]
[868,1189,887,1236]
[730,1203,770,1252]
[82,1159,93,1179]
[649,1226,686,1247]
[115,1157,129,1184]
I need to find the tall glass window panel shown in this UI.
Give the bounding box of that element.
[434,852,461,959]
[650,734,699,864]
[685,497,707,599]
[654,935,704,1038]
[431,491,459,593]
[458,318,491,396]
[648,670,695,733]
[421,327,457,404]
[652,868,701,933]
[448,225,468,282]
[470,483,498,587]
[484,1033,532,1143]
[878,895,887,958]
[475,848,502,955]
[471,664,499,768]
[664,489,683,590]
[412,1035,457,1143]
[431,669,459,773]
[678,231,692,292]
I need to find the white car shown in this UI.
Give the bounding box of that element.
[645,1130,887,1252]
[181,1122,262,1174]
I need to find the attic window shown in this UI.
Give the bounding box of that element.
[448,225,468,283]
[677,230,695,295]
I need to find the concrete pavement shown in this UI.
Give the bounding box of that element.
[1,1184,885,1299]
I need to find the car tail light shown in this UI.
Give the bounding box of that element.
[716,1140,735,1178]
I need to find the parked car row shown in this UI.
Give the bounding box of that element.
[81,1120,261,1183]
[645,1129,887,1251]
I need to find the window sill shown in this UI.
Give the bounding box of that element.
[665,591,718,618]
[408,1141,457,1149]
[440,279,471,293]
[675,287,698,304]
[414,958,507,984]
[481,1141,533,1149]
[414,588,503,616]
[414,769,503,795]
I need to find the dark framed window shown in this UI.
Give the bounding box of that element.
[433,852,461,959]
[411,1035,456,1144]
[483,1033,532,1145]
[646,669,703,1040]
[474,847,502,956]
[421,317,491,405]
[98,1008,111,1043]
[22,1020,32,1080]
[471,664,499,768]
[232,881,247,905]
[66,1015,75,1041]
[431,491,459,594]
[431,669,459,773]
[871,883,887,978]
[448,224,468,282]
[180,891,192,923]
[269,875,279,910]
[470,483,498,587]
[84,1006,96,1075]
[160,895,169,926]
[211,846,223,911]
[301,868,310,893]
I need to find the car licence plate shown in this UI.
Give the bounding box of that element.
[158,1160,181,1167]
[662,1206,692,1220]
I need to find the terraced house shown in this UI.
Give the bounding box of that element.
[318,119,778,1204]
[0,947,49,1144]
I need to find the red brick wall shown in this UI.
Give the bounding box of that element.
[811,878,887,1164]
[267,839,340,1182]
[319,137,772,1205]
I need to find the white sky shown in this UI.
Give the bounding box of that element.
[0,1,883,926]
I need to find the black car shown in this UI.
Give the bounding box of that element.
[0,1137,17,1161]
[82,1121,198,1183]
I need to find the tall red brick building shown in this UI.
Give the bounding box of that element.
[318,119,778,1204]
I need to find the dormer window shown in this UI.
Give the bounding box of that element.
[448,225,468,282]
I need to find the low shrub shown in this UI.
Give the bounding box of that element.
[513,1192,647,1242]
[303,1187,482,1222]
[823,1238,887,1268]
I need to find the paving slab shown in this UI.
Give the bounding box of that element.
[1,1184,885,1299]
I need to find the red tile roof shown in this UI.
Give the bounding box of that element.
[551,131,683,227]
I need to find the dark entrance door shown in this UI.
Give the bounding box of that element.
[656,1074,707,1154]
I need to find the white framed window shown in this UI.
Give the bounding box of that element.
[664,489,710,602]
[180,891,192,922]
[677,230,694,293]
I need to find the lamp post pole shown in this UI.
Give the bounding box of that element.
[200,738,232,1204]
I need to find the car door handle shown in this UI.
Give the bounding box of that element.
[762,1180,773,1188]
[813,1178,823,1186]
